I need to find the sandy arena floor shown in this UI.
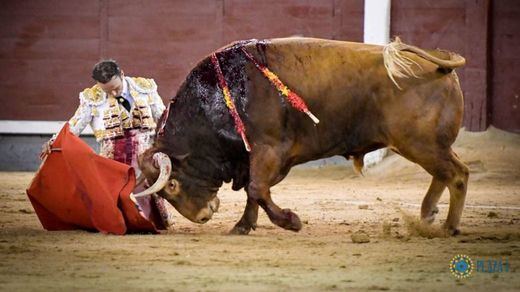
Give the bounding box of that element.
[0,127,519,291]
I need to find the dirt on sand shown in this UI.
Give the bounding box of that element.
[0,127,519,291]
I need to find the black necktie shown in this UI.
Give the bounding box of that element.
[116,96,131,112]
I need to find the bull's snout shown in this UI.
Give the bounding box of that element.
[194,197,220,224]
[195,209,212,223]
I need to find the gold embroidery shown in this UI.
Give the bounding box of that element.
[104,126,123,139]
[101,97,124,139]
[131,107,142,128]
[121,110,132,129]
[94,130,104,140]
[135,99,145,107]
[81,85,104,104]
[109,97,117,106]
[97,94,157,141]
[132,77,153,90]
[138,105,155,130]
[128,98,156,130]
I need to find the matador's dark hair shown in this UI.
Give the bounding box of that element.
[91,59,121,83]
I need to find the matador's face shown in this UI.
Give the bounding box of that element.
[98,74,124,97]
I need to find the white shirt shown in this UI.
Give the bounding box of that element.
[121,78,135,109]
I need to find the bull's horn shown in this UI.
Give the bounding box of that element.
[132,152,171,198]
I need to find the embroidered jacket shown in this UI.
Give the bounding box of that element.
[67,76,165,141]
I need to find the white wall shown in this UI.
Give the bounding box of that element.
[0,120,93,135]
[363,0,391,166]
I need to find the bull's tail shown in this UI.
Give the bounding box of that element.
[383,37,466,89]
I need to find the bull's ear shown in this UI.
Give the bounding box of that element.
[165,178,181,198]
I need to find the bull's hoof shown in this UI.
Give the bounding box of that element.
[229,222,257,235]
[447,228,461,236]
[279,209,302,232]
[421,206,439,224]
[443,223,461,236]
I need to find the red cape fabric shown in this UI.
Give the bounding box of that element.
[26,124,162,234]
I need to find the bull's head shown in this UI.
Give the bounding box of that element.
[135,149,220,224]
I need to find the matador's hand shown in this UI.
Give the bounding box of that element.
[39,139,54,160]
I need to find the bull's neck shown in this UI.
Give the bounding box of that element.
[156,112,229,189]
[184,154,226,189]
[161,53,251,188]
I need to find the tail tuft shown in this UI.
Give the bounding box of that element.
[383,37,422,90]
[383,37,465,90]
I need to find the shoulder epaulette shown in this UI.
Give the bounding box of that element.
[79,84,106,106]
[127,76,157,94]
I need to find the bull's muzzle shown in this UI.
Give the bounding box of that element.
[132,152,171,198]
[195,196,220,224]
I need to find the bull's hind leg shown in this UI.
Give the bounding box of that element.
[421,178,445,224]
[397,146,469,235]
[243,145,302,232]
[443,152,469,235]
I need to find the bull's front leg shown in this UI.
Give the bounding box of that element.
[230,197,258,235]
[243,145,302,232]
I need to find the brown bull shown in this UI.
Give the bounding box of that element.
[139,37,469,236]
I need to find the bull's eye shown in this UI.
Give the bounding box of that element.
[167,179,181,198]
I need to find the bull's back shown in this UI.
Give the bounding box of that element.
[242,38,464,162]
[244,38,392,159]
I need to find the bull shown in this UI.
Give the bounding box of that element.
[138,37,469,236]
